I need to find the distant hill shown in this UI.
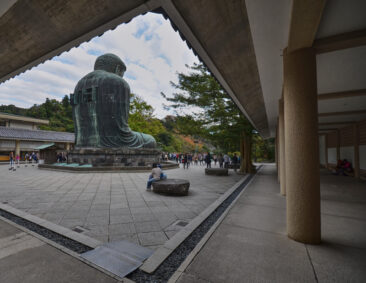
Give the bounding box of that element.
[0,95,74,132]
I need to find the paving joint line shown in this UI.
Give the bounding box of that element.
[128,166,262,282]
[305,244,319,283]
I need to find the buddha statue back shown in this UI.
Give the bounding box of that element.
[71,53,156,149]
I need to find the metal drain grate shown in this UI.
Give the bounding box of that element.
[72,226,88,233]
[176,221,188,227]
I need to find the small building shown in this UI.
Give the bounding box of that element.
[0,112,74,162]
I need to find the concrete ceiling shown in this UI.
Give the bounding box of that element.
[245,0,291,137]
[246,0,366,137]
[0,0,365,138]
[0,0,269,137]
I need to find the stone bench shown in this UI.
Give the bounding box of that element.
[205,168,228,176]
[152,179,190,196]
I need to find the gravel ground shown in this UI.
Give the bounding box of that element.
[128,169,258,283]
[0,209,93,254]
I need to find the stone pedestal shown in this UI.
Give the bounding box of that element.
[68,147,161,167]
[152,179,190,196]
[205,168,229,176]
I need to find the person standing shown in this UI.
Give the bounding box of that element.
[16,154,20,168]
[224,154,230,168]
[29,152,33,165]
[232,153,238,172]
[24,153,28,167]
[9,152,14,171]
[205,152,212,168]
[218,154,224,168]
[182,153,188,169]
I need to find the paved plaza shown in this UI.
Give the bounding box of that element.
[0,163,242,250]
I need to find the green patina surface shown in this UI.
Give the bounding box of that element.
[71,53,156,149]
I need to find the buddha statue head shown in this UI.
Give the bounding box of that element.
[94,53,126,77]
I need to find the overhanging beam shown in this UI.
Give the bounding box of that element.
[318,128,338,131]
[314,29,366,54]
[287,0,327,53]
[318,122,355,126]
[318,110,366,117]
[318,89,366,100]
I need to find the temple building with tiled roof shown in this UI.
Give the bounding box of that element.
[0,112,74,161]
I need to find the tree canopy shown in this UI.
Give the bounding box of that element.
[162,63,253,153]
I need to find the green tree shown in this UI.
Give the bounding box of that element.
[162,63,255,172]
[128,93,166,138]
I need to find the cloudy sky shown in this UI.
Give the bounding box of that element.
[0,12,199,118]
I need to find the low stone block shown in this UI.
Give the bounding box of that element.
[152,179,190,196]
[205,168,229,176]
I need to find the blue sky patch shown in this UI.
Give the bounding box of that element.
[133,22,149,38]
[87,49,103,56]
[52,56,73,65]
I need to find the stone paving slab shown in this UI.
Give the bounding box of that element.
[0,218,120,283]
[0,163,241,250]
[175,165,366,283]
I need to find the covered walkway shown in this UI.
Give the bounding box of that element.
[177,165,366,282]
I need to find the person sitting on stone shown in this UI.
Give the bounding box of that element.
[157,163,167,180]
[334,159,353,176]
[147,163,162,190]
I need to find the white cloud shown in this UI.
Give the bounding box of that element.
[0,13,198,117]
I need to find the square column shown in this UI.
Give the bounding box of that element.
[283,47,321,244]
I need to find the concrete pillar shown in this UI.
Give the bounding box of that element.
[283,47,321,244]
[336,129,340,161]
[276,122,280,182]
[354,124,360,178]
[15,140,20,156]
[278,99,286,195]
[275,118,280,182]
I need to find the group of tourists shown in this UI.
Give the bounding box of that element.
[148,152,241,189]
[162,152,240,170]
[333,159,353,176]
[8,151,38,171]
[56,152,68,163]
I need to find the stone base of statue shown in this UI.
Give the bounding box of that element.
[68,147,160,167]
[38,147,179,172]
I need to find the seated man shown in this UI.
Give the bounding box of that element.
[158,163,167,180]
[147,163,162,190]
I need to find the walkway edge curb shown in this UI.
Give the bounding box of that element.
[0,215,132,283]
[0,202,101,248]
[140,173,250,274]
[168,166,262,283]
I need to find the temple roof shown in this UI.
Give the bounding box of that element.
[0,127,74,143]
